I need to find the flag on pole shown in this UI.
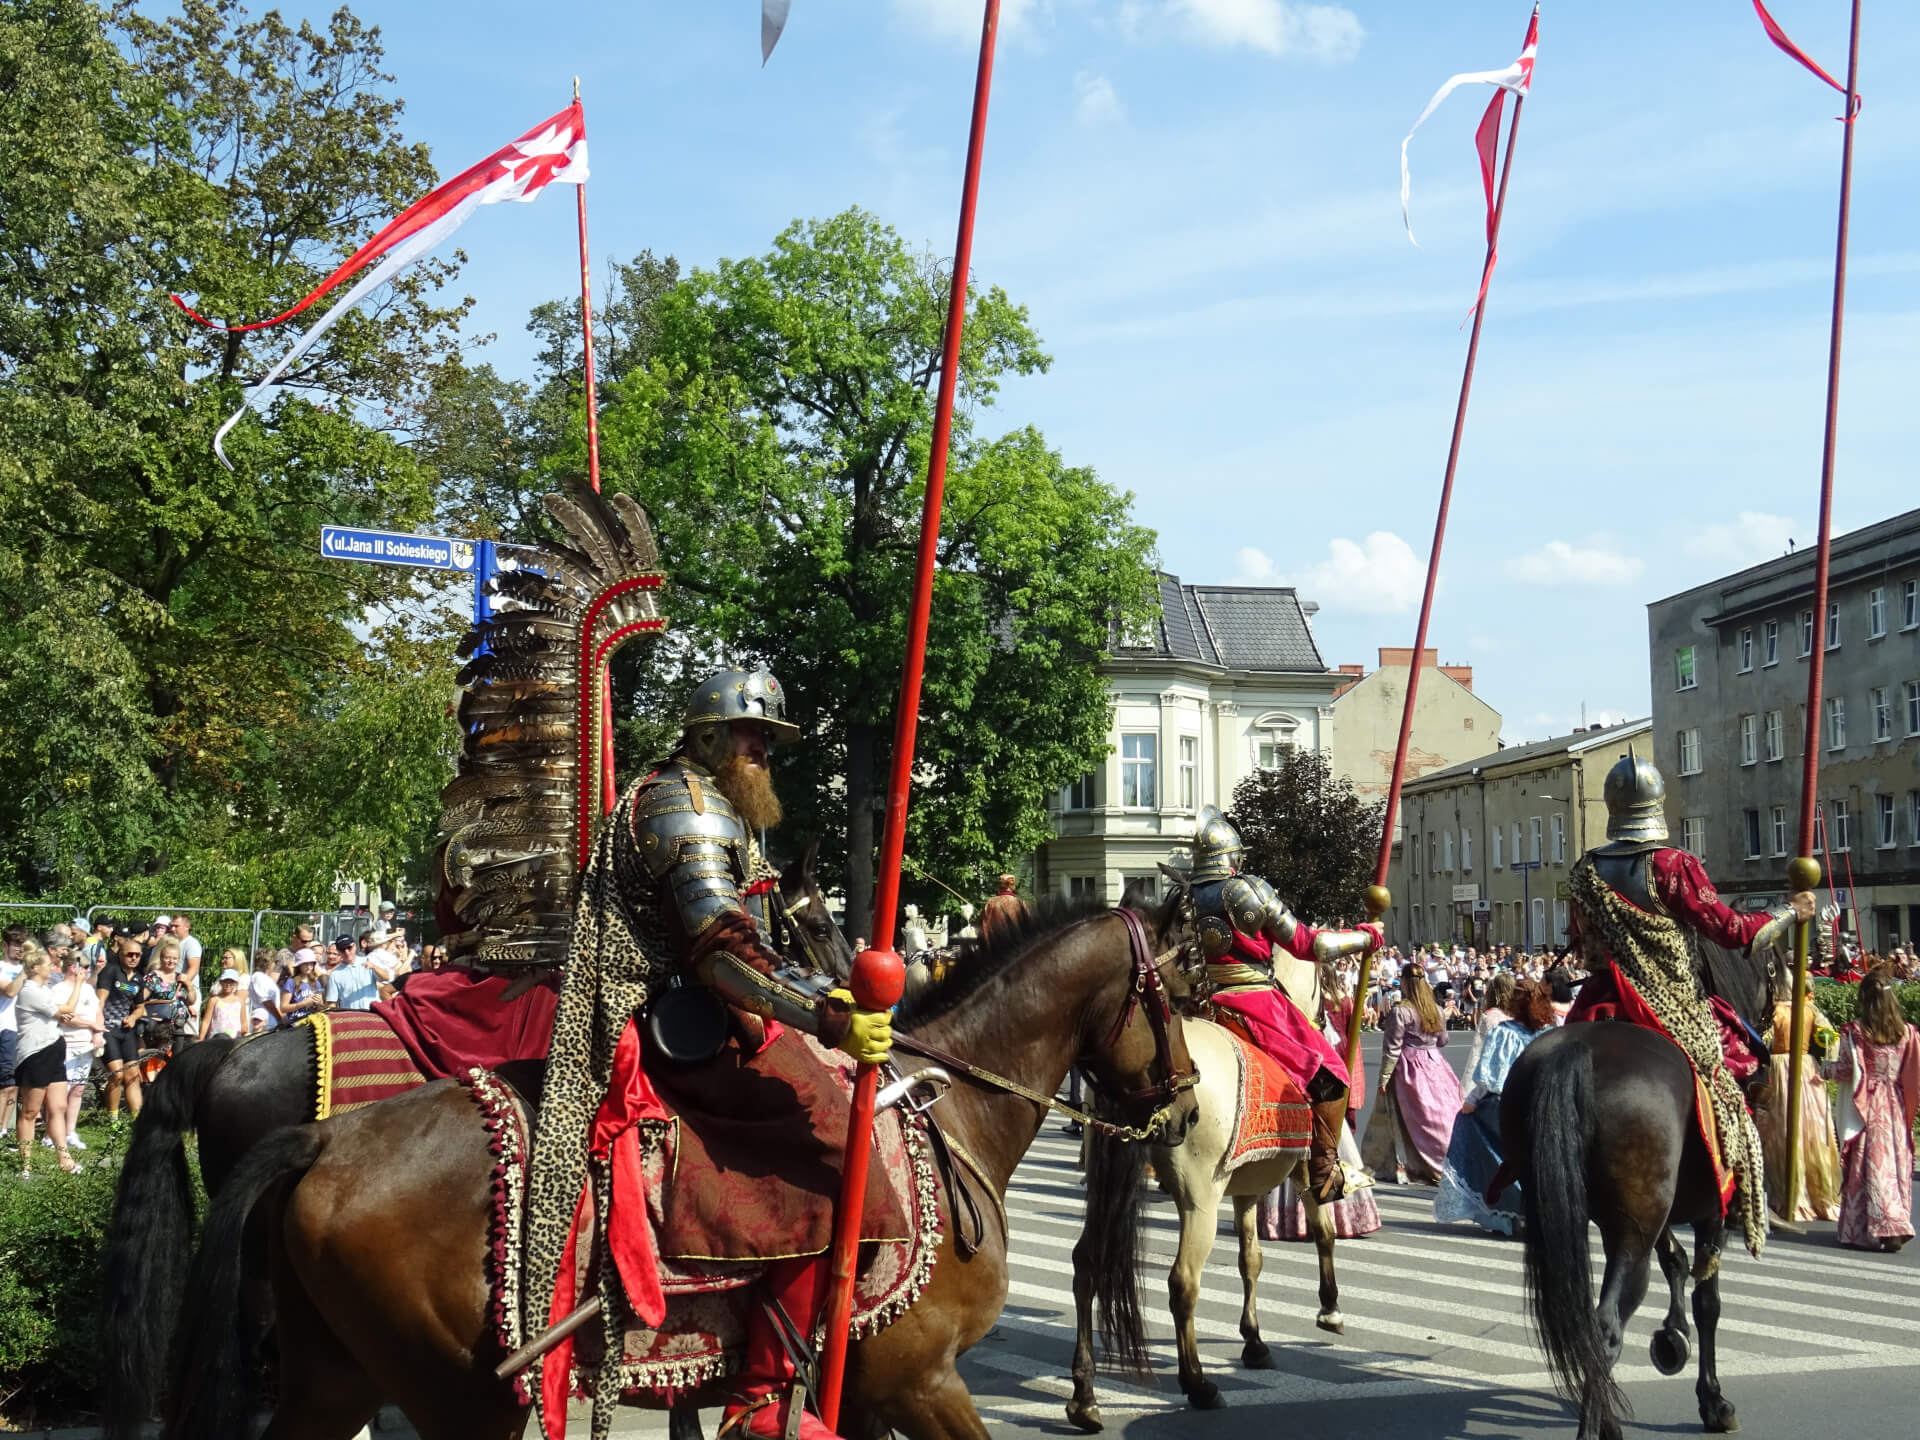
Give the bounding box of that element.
[1751,0,1860,112]
[1401,5,1538,246]
[177,102,589,466]
[762,0,792,62]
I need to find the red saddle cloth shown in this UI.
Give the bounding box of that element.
[372,967,560,1079]
[1209,1016,1312,1167]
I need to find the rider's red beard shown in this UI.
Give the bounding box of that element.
[713,753,783,831]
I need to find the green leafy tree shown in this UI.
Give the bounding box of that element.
[1231,750,1384,926]
[0,0,464,902]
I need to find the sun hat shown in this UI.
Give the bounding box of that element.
[293,947,318,966]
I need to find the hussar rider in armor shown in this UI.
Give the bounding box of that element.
[1184,805,1383,1203]
[1565,752,1815,1257]
[525,668,895,1440]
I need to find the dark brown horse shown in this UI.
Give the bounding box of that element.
[99,849,851,1440]
[1503,1021,1742,1440]
[161,897,1201,1440]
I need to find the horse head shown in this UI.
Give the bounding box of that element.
[775,836,852,982]
[1082,891,1201,1147]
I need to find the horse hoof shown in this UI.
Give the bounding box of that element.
[1241,1340,1273,1369]
[1649,1328,1690,1376]
[1065,1401,1103,1433]
[1185,1381,1225,1410]
[1316,1311,1346,1335]
[1702,1401,1739,1434]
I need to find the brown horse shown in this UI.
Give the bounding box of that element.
[99,847,851,1440]
[163,897,1201,1440]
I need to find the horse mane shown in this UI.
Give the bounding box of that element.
[895,895,1112,1030]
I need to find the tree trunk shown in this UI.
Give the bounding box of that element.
[845,720,876,943]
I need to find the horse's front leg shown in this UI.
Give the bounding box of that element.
[1067,1219,1104,1431]
[1691,1217,1738,1434]
[1170,1181,1225,1409]
[669,1402,706,1440]
[1230,1192,1271,1368]
[1301,1161,1344,1334]
[1648,1227,1692,1376]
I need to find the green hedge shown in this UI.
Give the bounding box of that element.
[0,1157,118,1424]
[1811,978,1920,1029]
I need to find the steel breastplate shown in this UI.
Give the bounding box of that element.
[1591,850,1661,915]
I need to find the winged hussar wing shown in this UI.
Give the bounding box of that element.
[434,477,667,970]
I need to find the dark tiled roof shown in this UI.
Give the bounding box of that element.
[1125,574,1325,673]
[1408,717,1650,789]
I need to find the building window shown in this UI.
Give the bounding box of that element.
[1429,834,1440,874]
[1675,646,1697,690]
[1120,733,1157,808]
[1737,627,1753,672]
[1068,875,1101,900]
[1765,709,1784,761]
[1178,734,1198,811]
[1904,579,1918,631]
[1462,828,1474,872]
[1678,728,1702,775]
[1873,687,1892,742]
[1124,872,1160,902]
[1907,680,1920,736]
[1548,813,1564,863]
[1554,899,1570,946]
[1443,831,1454,873]
[1878,794,1897,850]
[1681,816,1706,858]
[1826,696,1846,751]
[1912,792,1920,848]
[1064,771,1096,811]
[1512,822,1523,867]
[1868,586,1887,639]
[1255,715,1300,769]
[1826,600,1842,650]
[1830,798,1852,853]
[1738,714,1757,766]
[1528,816,1543,864]
[1530,897,1547,948]
[1763,619,1780,665]
[1492,827,1504,869]
[1799,609,1815,657]
[1744,809,1763,859]
[1771,805,1788,857]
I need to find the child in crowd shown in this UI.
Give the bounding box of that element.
[198,956,249,1040]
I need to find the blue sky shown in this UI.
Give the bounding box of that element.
[356,0,1920,744]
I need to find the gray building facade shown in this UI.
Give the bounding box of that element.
[1648,507,1920,950]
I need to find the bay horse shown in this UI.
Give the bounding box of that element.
[160,896,1200,1440]
[1066,1015,1342,1431]
[99,848,850,1440]
[1503,1021,1743,1440]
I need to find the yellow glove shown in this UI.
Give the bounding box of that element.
[828,988,893,1065]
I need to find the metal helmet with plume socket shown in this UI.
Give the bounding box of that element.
[1601,747,1668,846]
[680,667,800,771]
[1189,805,1246,884]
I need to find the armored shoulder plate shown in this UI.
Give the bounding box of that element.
[1221,873,1279,932]
[1591,849,1660,915]
[630,761,751,936]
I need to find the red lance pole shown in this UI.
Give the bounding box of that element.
[816,1,1003,1426]
[1786,0,1862,1215]
[573,80,618,818]
[1345,73,1529,1092]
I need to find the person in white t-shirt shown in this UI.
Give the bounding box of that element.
[54,951,103,1149]
[248,950,284,1034]
[170,915,204,1017]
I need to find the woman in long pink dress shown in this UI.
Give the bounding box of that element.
[1378,968,1461,1184]
[1828,966,1920,1252]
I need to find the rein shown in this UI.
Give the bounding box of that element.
[891,907,1199,1144]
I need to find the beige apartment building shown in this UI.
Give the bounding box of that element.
[1385,718,1652,950]
[1330,647,1503,806]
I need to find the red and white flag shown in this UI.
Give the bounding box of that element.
[1400,5,1538,246]
[1751,0,1859,113]
[180,101,589,465]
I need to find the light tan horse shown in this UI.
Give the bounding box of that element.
[1067,1017,1346,1428]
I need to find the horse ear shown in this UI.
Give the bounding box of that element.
[801,834,821,878]
[1157,862,1190,896]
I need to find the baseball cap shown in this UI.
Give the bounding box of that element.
[219,967,241,984]
[154,915,170,926]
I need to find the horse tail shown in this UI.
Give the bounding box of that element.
[1519,1038,1624,1428]
[1074,1116,1152,1378]
[167,1124,327,1440]
[99,1033,236,1440]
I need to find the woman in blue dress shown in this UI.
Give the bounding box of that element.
[1434,978,1555,1235]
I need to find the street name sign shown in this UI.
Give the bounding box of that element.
[321,525,476,573]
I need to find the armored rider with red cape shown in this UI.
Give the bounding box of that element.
[1565,752,1814,1256]
[520,668,896,1440]
[1184,805,1383,1203]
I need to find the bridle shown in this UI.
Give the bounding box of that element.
[891,906,1200,1144]
[768,880,840,979]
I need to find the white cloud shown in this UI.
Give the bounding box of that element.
[1506,540,1644,587]
[1686,511,1798,571]
[1173,0,1365,63]
[1234,545,1276,583]
[1280,531,1426,615]
[1074,71,1125,127]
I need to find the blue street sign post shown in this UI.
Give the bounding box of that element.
[1510,859,1543,950]
[320,525,494,626]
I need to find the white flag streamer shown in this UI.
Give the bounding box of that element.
[1400,7,1538,245]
